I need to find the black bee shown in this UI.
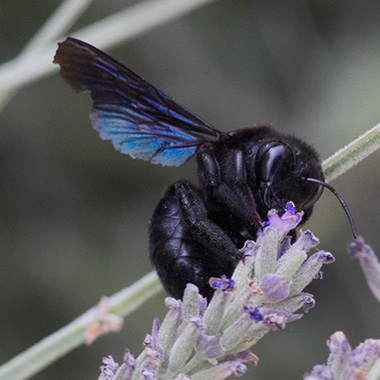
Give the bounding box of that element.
[54,37,355,300]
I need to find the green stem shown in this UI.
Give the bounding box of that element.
[322,123,380,182]
[0,271,162,380]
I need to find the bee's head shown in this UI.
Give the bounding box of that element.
[255,136,357,238]
[255,137,323,222]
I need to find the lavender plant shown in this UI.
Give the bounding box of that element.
[304,331,380,380]
[303,239,380,380]
[97,203,335,380]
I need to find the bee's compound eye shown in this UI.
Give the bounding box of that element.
[259,144,290,183]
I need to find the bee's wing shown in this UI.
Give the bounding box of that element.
[54,37,222,166]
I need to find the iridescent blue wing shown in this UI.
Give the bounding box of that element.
[54,37,222,166]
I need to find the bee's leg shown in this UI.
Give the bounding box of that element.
[149,181,240,300]
[197,147,261,233]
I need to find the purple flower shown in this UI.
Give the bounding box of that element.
[260,274,290,302]
[123,349,136,369]
[100,356,119,380]
[264,201,304,236]
[243,306,263,322]
[209,275,236,292]
[301,294,316,312]
[231,362,247,376]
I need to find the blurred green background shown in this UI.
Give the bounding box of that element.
[1,0,380,379]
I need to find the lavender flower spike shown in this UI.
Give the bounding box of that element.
[96,203,334,380]
[304,331,380,380]
[264,201,304,237]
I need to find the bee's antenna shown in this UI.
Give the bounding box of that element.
[305,177,358,239]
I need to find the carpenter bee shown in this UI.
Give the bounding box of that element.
[54,37,356,300]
